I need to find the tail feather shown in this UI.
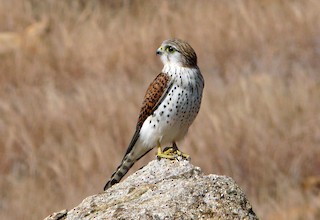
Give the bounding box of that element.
[104,129,153,191]
[104,130,141,191]
[104,154,135,191]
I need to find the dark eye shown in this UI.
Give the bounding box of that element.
[166,46,175,53]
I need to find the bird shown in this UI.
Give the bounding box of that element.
[104,39,204,191]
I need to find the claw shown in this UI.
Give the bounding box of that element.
[157,144,175,159]
[175,149,191,160]
[156,142,191,161]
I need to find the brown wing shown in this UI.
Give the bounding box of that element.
[105,73,172,190]
[136,72,172,129]
[123,72,172,157]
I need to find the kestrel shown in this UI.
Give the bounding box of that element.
[104,39,204,191]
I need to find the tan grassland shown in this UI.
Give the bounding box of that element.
[0,0,320,219]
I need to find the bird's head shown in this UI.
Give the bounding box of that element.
[156,39,197,68]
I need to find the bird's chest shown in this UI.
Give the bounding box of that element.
[152,82,201,130]
[139,67,203,146]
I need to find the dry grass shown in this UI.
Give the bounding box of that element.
[0,0,320,219]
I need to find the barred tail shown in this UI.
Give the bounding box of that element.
[103,153,135,191]
[103,129,153,191]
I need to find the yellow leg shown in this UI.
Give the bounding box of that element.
[156,142,191,160]
[156,142,175,159]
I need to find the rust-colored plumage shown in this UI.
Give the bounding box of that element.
[137,73,170,128]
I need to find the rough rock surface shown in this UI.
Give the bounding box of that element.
[45,159,258,220]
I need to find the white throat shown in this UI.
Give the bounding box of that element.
[162,64,198,77]
[161,63,202,89]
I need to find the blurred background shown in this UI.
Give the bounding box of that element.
[0,0,319,219]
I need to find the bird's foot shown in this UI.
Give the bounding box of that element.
[156,146,175,160]
[157,146,191,161]
[175,149,191,160]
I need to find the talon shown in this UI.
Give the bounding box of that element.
[176,149,190,160]
[156,142,190,161]
[157,142,175,160]
[157,153,175,160]
[171,142,190,160]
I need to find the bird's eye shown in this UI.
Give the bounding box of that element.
[166,46,175,53]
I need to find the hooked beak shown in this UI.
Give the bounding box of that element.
[156,47,163,55]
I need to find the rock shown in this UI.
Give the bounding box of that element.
[45,209,67,220]
[45,159,258,220]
